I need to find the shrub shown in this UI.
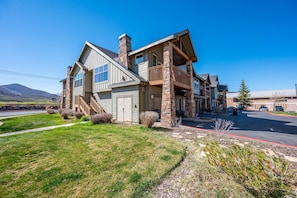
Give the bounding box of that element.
[46,105,57,110]
[58,108,63,114]
[61,109,73,119]
[204,141,294,197]
[90,113,112,124]
[74,111,84,119]
[139,111,158,128]
[212,118,234,132]
[80,115,89,121]
[46,108,55,114]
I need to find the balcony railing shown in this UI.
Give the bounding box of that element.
[148,65,163,85]
[148,65,191,90]
[172,67,191,89]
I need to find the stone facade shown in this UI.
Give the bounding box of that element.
[65,66,73,109]
[185,60,195,118]
[161,42,177,127]
[118,34,131,68]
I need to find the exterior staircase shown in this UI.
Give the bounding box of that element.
[75,95,105,117]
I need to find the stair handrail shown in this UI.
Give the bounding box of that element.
[90,96,105,114]
[79,96,91,116]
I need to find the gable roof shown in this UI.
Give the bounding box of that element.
[128,29,198,62]
[210,75,219,87]
[193,68,204,81]
[199,74,210,83]
[70,42,145,85]
[219,84,228,91]
[90,43,146,81]
[91,43,118,59]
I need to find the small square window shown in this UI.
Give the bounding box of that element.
[135,54,144,64]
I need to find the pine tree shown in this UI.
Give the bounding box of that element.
[238,80,251,110]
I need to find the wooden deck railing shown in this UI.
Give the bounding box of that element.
[172,67,191,89]
[90,96,105,114]
[148,65,191,89]
[148,65,163,82]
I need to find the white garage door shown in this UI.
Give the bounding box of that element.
[117,97,132,122]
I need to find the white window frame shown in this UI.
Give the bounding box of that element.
[95,64,108,83]
[74,73,83,87]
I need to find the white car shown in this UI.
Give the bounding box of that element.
[259,105,268,111]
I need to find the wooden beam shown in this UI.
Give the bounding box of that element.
[169,42,189,60]
[149,80,163,86]
[174,81,191,90]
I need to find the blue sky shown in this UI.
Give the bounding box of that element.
[0,0,296,94]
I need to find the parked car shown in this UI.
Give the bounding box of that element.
[237,104,247,111]
[274,106,284,111]
[259,105,268,111]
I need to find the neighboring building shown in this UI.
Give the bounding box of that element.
[198,74,211,111]
[193,72,205,115]
[61,30,198,127]
[196,73,228,112]
[227,89,297,112]
[218,84,228,109]
[210,75,219,109]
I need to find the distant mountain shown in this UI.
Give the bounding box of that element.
[0,83,58,102]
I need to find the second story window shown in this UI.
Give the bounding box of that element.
[193,80,200,89]
[135,54,144,64]
[95,64,108,83]
[152,53,157,66]
[74,73,83,87]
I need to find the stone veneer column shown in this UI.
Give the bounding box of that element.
[185,60,195,118]
[65,66,73,109]
[161,42,176,127]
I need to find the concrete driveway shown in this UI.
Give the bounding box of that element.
[182,111,297,147]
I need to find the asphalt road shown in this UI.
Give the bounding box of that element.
[0,110,45,118]
[1,110,296,146]
[182,111,297,146]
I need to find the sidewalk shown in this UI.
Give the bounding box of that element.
[0,122,86,137]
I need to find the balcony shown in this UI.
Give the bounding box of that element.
[148,65,191,90]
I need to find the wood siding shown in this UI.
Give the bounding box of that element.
[148,86,162,110]
[138,61,148,81]
[79,47,134,93]
[112,85,140,123]
[93,92,112,114]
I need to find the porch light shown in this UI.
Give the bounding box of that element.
[151,94,154,99]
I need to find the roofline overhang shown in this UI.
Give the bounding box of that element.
[128,29,197,62]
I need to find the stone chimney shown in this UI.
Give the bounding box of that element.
[118,33,131,68]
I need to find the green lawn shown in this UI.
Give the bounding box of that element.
[0,113,79,134]
[0,124,185,197]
